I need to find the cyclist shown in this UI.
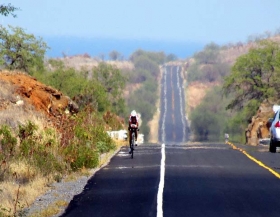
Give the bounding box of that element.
[128,110,139,154]
[225,133,229,143]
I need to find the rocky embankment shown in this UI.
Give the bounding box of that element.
[246,102,274,146]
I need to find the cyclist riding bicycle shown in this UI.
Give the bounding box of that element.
[128,110,139,154]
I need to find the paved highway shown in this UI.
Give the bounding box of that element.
[61,66,280,217]
[159,65,188,143]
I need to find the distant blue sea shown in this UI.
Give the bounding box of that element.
[43,36,204,60]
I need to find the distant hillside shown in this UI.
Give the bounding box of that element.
[220,35,280,65]
[184,35,280,144]
[52,54,134,71]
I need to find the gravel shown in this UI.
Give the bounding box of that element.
[24,148,121,217]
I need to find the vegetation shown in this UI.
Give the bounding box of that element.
[61,107,116,171]
[187,43,230,83]
[190,87,228,141]
[166,53,178,62]
[189,39,280,142]
[221,40,280,142]
[0,3,19,17]
[0,25,49,73]
[223,40,280,112]
[194,42,220,64]
[0,11,176,214]
[92,63,127,115]
[187,43,231,141]
[126,50,164,138]
[0,108,118,216]
[130,49,167,65]
[0,111,116,174]
[35,60,127,117]
[109,50,122,61]
[0,21,127,215]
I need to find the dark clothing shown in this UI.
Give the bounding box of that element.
[128,115,139,142]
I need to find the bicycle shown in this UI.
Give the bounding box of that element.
[129,126,138,159]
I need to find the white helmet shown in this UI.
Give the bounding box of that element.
[131,110,137,117]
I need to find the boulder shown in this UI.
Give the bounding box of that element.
[245,102,274,145]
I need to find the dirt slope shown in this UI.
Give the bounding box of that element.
[0,71,77,130]
[186,81,219,113]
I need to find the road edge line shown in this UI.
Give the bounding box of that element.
[227,142,280,179]
[157,143,166,217]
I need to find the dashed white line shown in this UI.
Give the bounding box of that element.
[176,66,186,142]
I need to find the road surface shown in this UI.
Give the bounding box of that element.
[61,65,280,217]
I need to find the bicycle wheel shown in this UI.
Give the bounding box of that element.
[131,132,135,159]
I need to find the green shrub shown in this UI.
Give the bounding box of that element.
[33,150,64,176]
[0,125,17,181]
[62,108,116,171]
[18,121,65,177]
[63,142,99,171]
[0,125,17,157]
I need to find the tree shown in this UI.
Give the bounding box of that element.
[130,49,166,65]
[194,42,220,64]
[190,87,226,141]
[223,40,280,111]
[92,63,127,115]
[133,55,160,78]
[0,3,19,17]
[126,50,162,139]
[75,80,110,113]
[109,50,121,61]
[166,53,178,62]
[0,25,49,73]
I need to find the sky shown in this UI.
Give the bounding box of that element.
[1,0,280,58]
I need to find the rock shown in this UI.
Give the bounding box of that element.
[246,102,274,146]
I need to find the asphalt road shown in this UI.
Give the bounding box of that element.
[60,66,280,217]
[159,65,188,143]
[60,145,161,217]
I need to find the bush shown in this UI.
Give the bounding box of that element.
[62,107,116,171]
[189,87,227,141]
[0,125,17,181]
[18,121,65,177]
[63,143,99,171]
[0,125,17,157]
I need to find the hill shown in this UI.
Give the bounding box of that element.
[0,71,75,130]
[0,70,125,216]
[54,54,134,72]
[184,36,280,145]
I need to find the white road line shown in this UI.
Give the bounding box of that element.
[157,143,166,217]
[176,66,186,142]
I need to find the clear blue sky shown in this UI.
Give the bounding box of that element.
[2,0,280,58]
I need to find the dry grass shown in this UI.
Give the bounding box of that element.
[0,141,124,217]
[0,175,49,215]
[0,80,16,101]
[99,140,126,166]
[0,134,59,216]
[64,140,126,182]
[59,56,134,72]
[147,67,163,143]
[29,200,68,217]
[0,78,48,133]
[148,108,160,143]
[27,140,125,217]
[186,81,219,113]
[0,104,48,132]
[30,207,60,217]
[123,83,143,99]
